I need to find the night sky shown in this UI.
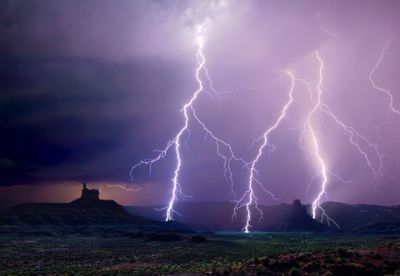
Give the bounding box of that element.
[1,0,399,207]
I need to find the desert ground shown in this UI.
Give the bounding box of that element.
[1,230,400,275]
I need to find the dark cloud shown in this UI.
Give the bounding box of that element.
[0,56,194,185]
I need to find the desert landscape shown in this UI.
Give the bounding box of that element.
[1,0,400,274]
[1,184,400,274]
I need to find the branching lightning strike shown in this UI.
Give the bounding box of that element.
[369,39,400,116]
[296,50,388,227]
[232,71,296,233]
[130,25,246,221]
[306,51,330,222]
[130,14,397,232]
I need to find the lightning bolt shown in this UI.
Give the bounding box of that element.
[106,184,142,192]
[369,39,399,115]
[298,51,386,228]
[369,39,400,151]
[130,25,246,221]
[306,51,330,222]
[131,17,397,230]
[232,71,296,233]
[297,76,385,180]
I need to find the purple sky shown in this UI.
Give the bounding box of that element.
[0,0,399,207]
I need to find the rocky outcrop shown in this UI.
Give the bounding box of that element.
[279,199,328,232]
[70,183,124,212]
[80,182,99,201]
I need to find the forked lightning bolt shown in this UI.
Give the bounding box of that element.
[306,51,330,222]
[130,20,397,231]
[299,51,385,227]
[233,71,296,233]
[130,26,245,221]
[369,39,400,115]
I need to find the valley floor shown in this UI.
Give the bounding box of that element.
[1,231,400,275]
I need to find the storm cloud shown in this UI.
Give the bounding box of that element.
[1,0,399,207]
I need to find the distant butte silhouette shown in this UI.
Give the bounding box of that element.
[81,182,100,201]
[279,199,328,231]
[70,182,123,212]
[2,182,158,227]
